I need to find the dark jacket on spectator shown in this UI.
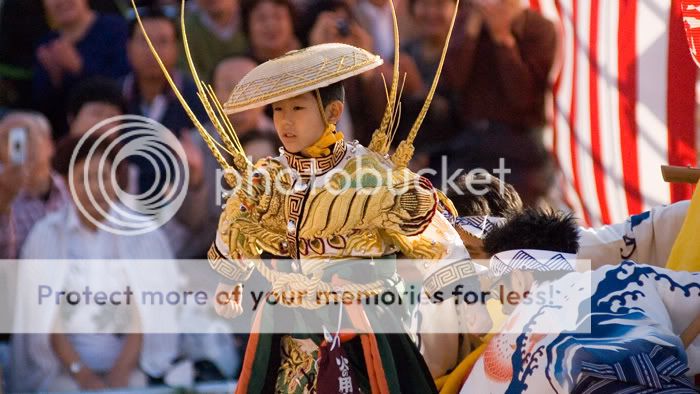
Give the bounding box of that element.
[32,13,131,139]
[442,9,556,129]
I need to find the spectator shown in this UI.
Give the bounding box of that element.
[353,0,395,60]
[10,135,179,392]
[399,0,463,172]
[176,55,277,261]
[67,77,127,137]
[403,0,457,82]
[241,0,301,63]
[213,56,275,138]
[64,76,203,263]
[0,111,68,260]
[0,111,66,393]
[182,0,249,79]
[123,6,207,199]
[441,0,557,207]
[124,6,206,137]
[33,0,130,138]
[64,78,131,194]
[239,130,278,160]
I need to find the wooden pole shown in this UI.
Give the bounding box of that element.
[660,165,700,184]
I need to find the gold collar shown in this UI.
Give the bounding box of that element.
[282,141,347,179]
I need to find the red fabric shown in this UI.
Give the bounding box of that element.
[617,0,643,217]
[669,0,699,201]
[317,333,361,394]
[588,0,612,224]
[234,304,264,394]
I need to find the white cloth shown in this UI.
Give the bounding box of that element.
[408,213,489,378]
[10,204,180,392]
[578,200,689,268]
[455,216,505,240]
[46,370,147,392]
[67,334,126,373]
[488,249,577,279]
[355,0,395,60]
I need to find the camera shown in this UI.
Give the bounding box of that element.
[336,19,351,37]
[8,127,27,165]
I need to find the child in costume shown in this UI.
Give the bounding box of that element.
[131,1,487,392]
[208,45,460,393]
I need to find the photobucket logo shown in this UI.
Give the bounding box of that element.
[68,115,188,235]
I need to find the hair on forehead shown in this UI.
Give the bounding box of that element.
[241,0,298,36]
[448,172,523,217]
[127,6,179,40]
[53,134,119,176]
[67,77,126,119]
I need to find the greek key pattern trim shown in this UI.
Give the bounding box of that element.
[422,258,477,297]
[207,243,253,282]
[283,142,347,180]
[286,191,307,259]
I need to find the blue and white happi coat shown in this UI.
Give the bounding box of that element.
[462,252,699,394]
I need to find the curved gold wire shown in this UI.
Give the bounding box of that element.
[178,0,250,172]
[129,0,232,174]
[367,0,401,156]
[391,0,461,168]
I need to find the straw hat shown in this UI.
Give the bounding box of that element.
[223,43,383,114]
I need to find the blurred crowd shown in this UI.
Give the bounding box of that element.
[0,0,558,391]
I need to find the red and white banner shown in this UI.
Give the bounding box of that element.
[530,0,697,225]
[682,0,700,67]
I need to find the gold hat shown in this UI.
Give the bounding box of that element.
[223,43,383,114]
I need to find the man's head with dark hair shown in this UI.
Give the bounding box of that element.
[241,0,298,38]
[66,77,126,136]
[483,208,580,315]
[127,6,179,81]
[448,172,523,217]
[299,0,353,45]
[127,6,179,40]
[241,0,299,62]
[483,208,580,256]
[213,56,264,134]
[53,134,117,177]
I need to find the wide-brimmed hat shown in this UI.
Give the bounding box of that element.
[223,43,383,114]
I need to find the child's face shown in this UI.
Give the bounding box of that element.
[272,93,326,153]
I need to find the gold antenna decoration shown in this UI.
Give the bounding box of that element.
[130,1,227,168]
[367,0,401,156]
[391,0,460,169]
[178,0,250,172]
